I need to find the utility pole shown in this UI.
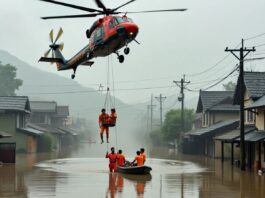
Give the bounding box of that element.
[155,94,167,127]
[147,94,156,132]
[225,39,255,171]
[173,75,190,133]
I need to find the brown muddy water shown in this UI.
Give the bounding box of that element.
[0,144,265,198]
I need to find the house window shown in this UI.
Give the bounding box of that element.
[16,114,25,128]
[203,112,209,126]
[246,110,255,123]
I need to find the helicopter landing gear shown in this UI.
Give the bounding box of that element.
[118,55,125,63]
[71,68,77,79]
[115,51,125,63]
[124,47,130,55]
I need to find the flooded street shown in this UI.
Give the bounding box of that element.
[1,145,265,198]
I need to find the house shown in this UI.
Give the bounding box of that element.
[234,71,265,169]
[182,91,239,157]
[29,101,77,151]
[0,96,44,156]
[51,106,69,127]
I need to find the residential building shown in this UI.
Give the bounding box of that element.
[0,96,43,155]
[183,91,239,157]
[235,71,265,169]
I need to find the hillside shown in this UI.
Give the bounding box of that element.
[0,50,148,145]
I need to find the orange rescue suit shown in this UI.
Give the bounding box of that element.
[116,154,125,166]
[141,152,146,163]
[106,153,117,172]
[134,155,144,167]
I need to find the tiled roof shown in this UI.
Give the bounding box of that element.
[18,127,44,136]
[187,119,239,137]
[34,123,66,135]
[209,103,239,111]
[0,96,30,113]
[59,127,78,136]
[245,95,265,109]
[245,72,265,99]
[0,131,12,138]
[235,130,265,142]
[234,71,265,104]
[214,125,256,142]
[30,101,57,113]
[196,91,236,113]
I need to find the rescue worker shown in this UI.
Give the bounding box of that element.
[116,149,125,167]
[106,147,118,172]
[99,108,110,144]
[140,148,146,164]
[108,108,117,127]
[131,151,144,167]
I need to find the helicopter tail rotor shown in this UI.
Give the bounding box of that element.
[44,28,64,58]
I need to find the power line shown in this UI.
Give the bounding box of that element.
[187,42,241,78]
[203,65,239,91]
[23,85,175,95]
[245,32,265,41]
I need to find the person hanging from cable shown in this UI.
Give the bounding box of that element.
[107,108,117,127]
[99,108,110,144]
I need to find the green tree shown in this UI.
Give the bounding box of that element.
[0,62,22,96]
[162,109,194,141]
[150,109,194,145]
[223,81,236,91]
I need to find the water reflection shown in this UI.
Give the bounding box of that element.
[0,165,27,198]
[1,146,265,197]
[106,173,151,198]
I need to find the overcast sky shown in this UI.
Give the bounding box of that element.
[0,0,265,104]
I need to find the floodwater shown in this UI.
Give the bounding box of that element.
[1,144,265,198]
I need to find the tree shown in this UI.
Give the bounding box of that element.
[150,109,194,145]
[223,81,236,91]
[162,109,194,141]
[0,62,22,96]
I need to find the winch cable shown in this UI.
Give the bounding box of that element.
[110,54,118,149]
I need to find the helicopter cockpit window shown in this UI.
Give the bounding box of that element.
[93,26,104,42]
[115,16,124,24]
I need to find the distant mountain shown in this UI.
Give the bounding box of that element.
[0,50,149,146]
[0,49,125,118]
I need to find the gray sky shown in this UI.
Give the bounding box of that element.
[0,0,265,104]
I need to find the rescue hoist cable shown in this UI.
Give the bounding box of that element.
[110,55,118,148]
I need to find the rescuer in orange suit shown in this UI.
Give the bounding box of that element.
[99,108,109,144]
[108,108,117,126]
[131,151,144,167]
[140,148,146,164]
[106,147,118,172]
[116,149,125,167]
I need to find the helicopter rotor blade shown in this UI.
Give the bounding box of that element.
[49,29,54,43]
[59,43,64,51]
[112,0,136,12]
[54,28,63,43]
[119,9,187,14]
[44,49,51,57]
[39,0,103,13]
[94,0,107,12]
[41,13,101,20]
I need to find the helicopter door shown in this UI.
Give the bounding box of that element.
[93,26,105,46]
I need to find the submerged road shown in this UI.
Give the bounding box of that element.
[0,144,265,198]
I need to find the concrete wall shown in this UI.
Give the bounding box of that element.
[0,113,29,153]
[212,112,239,125]
[256,108,265,130]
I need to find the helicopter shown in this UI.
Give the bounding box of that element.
[38,0,187,79]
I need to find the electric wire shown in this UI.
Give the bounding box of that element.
[245,32,265,41]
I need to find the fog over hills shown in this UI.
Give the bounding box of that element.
[0,50,151,148]
[0,49,198,148]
